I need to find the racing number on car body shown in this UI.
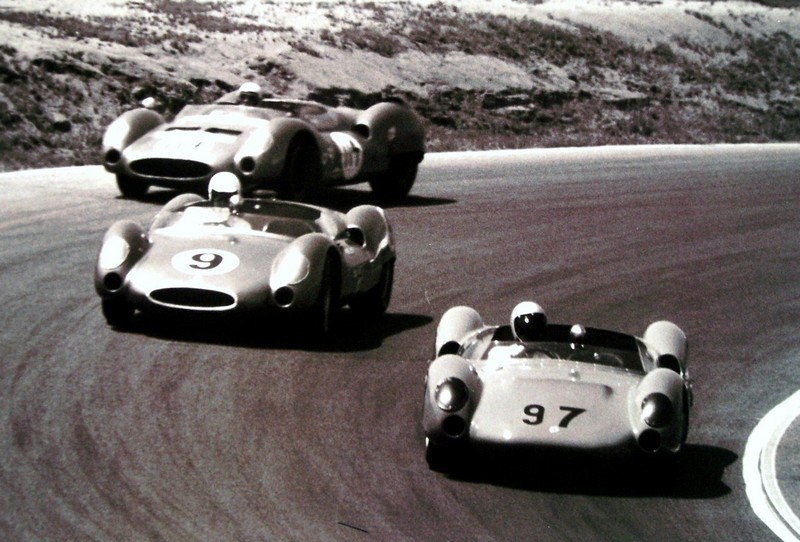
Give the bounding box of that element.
[523,404,586,428]
[330,132,364,180]
[171,249,240,276]
[189,252,225,270]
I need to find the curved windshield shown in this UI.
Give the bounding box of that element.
[462,324,647,373]
[481,341,645,372]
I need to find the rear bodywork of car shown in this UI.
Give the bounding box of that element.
[101,94,425,200]
[93,194,395,328]
[422,306,692,471]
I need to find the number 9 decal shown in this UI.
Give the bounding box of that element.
[172,249,240,275]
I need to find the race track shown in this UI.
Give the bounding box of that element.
[1,144,799,541]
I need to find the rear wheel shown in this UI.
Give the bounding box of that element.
[349,260,394,317]
[369,153,418,203]
[116,174,149,199]
[101,298,134,327]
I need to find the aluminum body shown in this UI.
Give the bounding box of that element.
[102,94,425,199]
[94,194,395,327]
[422,306,693,470]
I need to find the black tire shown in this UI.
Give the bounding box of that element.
[349,260,394,317]
[116,174,149,199]
[309,258,339,335]
[101,298,134,327]
[281,140,320,201]
[425,439,461,473]
[369,153,418,203]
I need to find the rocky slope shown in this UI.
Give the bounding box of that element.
[0,0,798,171]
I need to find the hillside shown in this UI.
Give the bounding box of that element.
[0,0,798,172]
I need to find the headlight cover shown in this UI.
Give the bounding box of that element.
[235,127,274,165]
[271,250,311,286]
[641,392,674,428]
[102,117,130,149]
[98,237,130,270]
[435,377,469,412]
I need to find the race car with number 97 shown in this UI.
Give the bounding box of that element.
[422,302,693,472]
[94,174,396,334]
[102,83,426,202]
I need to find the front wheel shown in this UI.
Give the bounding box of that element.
[281,140,320,201]
[309,258,339,335]
[116,174,149,199]
[349,260,394,317]
[425,439,464,473]
[101,298,134,327]
[369,153,418,203]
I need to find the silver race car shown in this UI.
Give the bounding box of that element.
[94,173,396,333]
[422,302,693,472]
[102,82,426,202]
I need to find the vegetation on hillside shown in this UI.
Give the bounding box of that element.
[0,0,797,171]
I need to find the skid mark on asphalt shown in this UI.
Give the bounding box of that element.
[744,390,800,542]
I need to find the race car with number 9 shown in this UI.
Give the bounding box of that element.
[102,83,426,202]
[94,184,396,334]
[422,302,693,472]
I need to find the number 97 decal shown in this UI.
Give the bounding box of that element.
[523,404,586,428]
[171,249,240,276]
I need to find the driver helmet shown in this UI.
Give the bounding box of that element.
[237,82,261,106]
[208,172,241,207]
[511,301,548,344]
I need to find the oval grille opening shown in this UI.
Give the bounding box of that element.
[150,288,235,309]
[130,159,212,180]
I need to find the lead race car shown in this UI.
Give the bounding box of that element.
[102,83,426,202]
[422,302,693,472]
[94,173,396,333]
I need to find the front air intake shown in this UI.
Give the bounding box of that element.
[130,159,211,180]
[150,288,235,310]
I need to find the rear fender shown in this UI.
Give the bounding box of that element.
[435,306,485,357]
[94,220,148,296]
[355,101,426,158]
[643,320,688,373]
[344,204,393,257]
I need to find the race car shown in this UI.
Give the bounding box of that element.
[101,82,426,202]
[94,173,396,333]
[422,302,693,472]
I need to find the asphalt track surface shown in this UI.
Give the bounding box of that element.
[1,144,799,541]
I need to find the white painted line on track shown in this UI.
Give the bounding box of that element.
[744,390,800,542]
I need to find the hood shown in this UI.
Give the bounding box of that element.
[125,225,290,311]
[471,359,642,451]
[125,108,272,163]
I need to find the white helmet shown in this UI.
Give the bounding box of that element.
[238,82,261,106]
[511,301,548,344]
[208,172,241,206]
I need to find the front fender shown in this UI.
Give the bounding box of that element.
[269,233,336,309]
[102,108,165,169]
[423,354,483,443]
[632,368,688,453]
[94,220,148,297]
